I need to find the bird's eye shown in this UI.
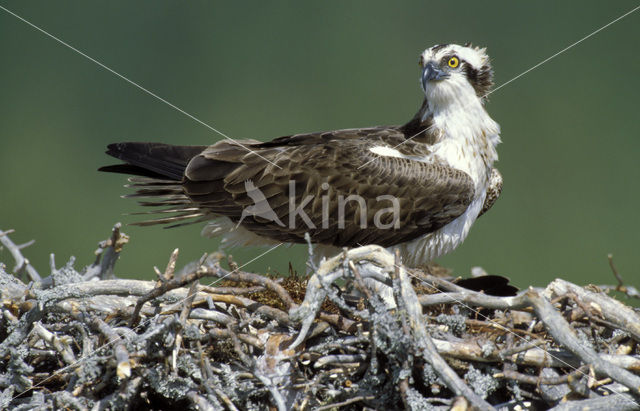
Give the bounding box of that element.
[447,56,459,68]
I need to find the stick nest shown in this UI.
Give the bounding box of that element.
[1,224,640,411]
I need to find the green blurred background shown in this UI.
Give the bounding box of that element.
[1,1,638,288]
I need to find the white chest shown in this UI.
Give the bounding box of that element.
[395,103,501,266]
[429,138,488,187]
[429,105,499,189]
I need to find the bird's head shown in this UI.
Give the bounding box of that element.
[419,43,493,106]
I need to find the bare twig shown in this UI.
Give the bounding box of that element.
[608,254,623,286]
[3,239,640,410]
[526,287,640,397]
[89,315,131,379]
[32,322,76,365]
[304,232,318,273]
[548,393,639,411]
[546,279,640,342]
[315,395,376,410]
[228,324,287,411]
[130,251,295,327]
[173,280,199,371]
[0,228,41,282]
[395,249,496,410]
[98,223,129,280]
[208,268,296,310]
[496,365,589,386]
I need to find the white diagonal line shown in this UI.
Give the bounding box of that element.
[488,4,640,96]
[357,4,640,171]
[10,242,283,402]
[0,4,282,169]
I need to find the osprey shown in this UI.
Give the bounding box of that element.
[100,43,502,267]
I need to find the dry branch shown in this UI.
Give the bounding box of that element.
[1,226,639,410]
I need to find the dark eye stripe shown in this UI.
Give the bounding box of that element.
[462,61,478,79]
[461,61,493,97]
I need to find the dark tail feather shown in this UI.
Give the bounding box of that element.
[100,142,208,227]
[99,164,168,179]
[99,142,207,180]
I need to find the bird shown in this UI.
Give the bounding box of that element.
[236,180,285,228]
[100,43,503,268]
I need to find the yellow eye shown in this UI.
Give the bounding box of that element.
[447,56,459,68]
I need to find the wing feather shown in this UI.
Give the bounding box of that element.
[181,127,474,247]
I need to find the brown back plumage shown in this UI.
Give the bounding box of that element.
[100,126,478,247]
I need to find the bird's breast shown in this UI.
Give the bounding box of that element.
[430,107,499,189]
[430,137,492,189]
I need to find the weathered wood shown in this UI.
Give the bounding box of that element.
[1,227,639,410]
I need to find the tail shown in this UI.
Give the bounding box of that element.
[99,142,207,180]
[100,142,209,227]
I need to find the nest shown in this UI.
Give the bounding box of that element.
[1,224,640,410]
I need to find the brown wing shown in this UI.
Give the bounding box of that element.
[479,167,502,217]
[181,127,475,247]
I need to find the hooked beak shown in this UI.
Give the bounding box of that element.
[421,62,448,90]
